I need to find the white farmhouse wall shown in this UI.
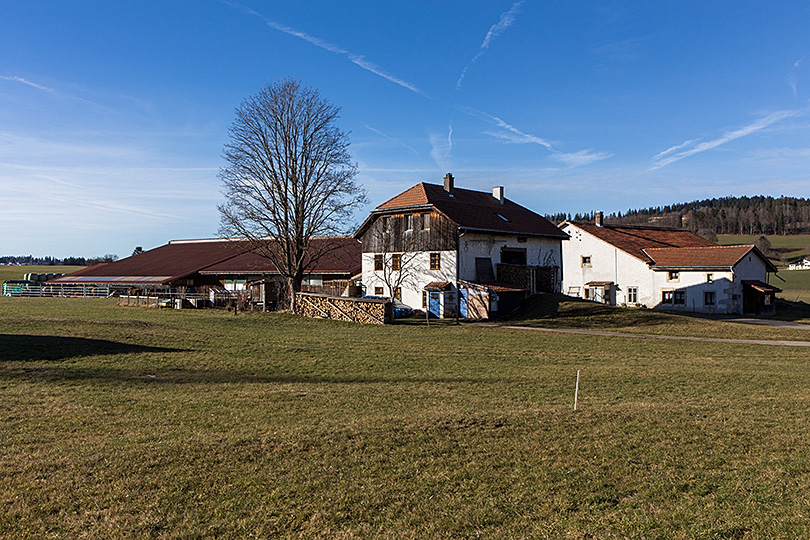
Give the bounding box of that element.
[651,269,735,314]
[458,233,562,288]
[361,250,457,309]
[562,223,772,315]
[561,224,653,305]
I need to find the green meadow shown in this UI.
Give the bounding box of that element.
[3,297,810,538]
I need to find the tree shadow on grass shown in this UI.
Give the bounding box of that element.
[0,334,184,362]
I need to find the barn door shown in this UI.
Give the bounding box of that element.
[429,292,441,318]
[459,289,469,318]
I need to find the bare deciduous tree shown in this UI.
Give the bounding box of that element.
[373,226,421,303]
[218,79,367,312]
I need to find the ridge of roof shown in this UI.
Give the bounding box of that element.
[564,221,715,262]
[372,182,567,239]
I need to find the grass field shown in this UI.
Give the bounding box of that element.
[3,298,810,538]
[717,234,810,267]
[0,265,83,283]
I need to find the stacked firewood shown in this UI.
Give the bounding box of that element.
[295,293,392,324]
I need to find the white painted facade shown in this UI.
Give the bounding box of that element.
[361,249,457,312]
[361,232,564,317]
[560,222,773,315]
[457,233,562,283]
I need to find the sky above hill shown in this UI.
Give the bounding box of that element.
[2,1,810,258]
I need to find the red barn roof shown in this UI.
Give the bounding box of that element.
[52,237,360,286]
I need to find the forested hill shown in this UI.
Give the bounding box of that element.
[547,196,810,236]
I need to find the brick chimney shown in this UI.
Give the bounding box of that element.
[594,211,603,227]
[443,172,454,193]
[493,186,504,205]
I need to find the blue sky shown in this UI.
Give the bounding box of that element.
[2,1,810,258]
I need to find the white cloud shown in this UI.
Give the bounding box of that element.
[429,126,454,170]
[551,150,613,167]
[651,106,810,169]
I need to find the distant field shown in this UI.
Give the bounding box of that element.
[4,297,810,538]
[717,234,810,267]
[0,265,83,282]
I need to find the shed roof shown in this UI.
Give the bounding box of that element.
[359,182,567,239]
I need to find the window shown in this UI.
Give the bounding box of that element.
[392,253,402,270]
[581,256,592,267]
[764,295,772,306]
[422,213,430,230]
[501,248,527,266]
[668,271,680,282]
[406,214,413,231]
[706,273,713,283]
[394,287,402,301]
[496,213,510,222]
[382,216,390,230]
[704,291,716,306]
[673,291,685,305]
[374,254,383,271]
[662,290,673,304]
[430,252,441,270]
[627,287,638,304]
[374,286,384,295]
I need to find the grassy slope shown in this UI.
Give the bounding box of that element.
[3,298,810,538]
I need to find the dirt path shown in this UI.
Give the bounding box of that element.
[471,323,810,347]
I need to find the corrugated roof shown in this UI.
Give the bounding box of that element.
[53,239,250,285]
[372,182,567,238]
[200,237,361,276]
[53,237,361,285]
[568,222,716,263]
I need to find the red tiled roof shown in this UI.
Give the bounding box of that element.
[570,223,716,263]
[643,245,755,268]
[200,237,361,276]
[373,183,567,238]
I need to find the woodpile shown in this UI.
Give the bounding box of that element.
[295,293,392,324]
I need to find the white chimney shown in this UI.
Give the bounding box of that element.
[493,186,504,205]
[594,211,603,227]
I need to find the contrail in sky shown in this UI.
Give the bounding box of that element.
[0,75,57,94]
[651,106,810,169]
[456,1,525,91]
[222,1,423,95]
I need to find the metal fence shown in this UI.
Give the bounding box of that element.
[2,284,112,298]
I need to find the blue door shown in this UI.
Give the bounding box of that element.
[429,292,441,318]
[459,289,469,318]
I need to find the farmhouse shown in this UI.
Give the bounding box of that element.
[51,236,361,307]
[560,213,780,315]
[355,174,568,318]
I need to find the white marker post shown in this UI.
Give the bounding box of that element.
[574,370,581,411]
